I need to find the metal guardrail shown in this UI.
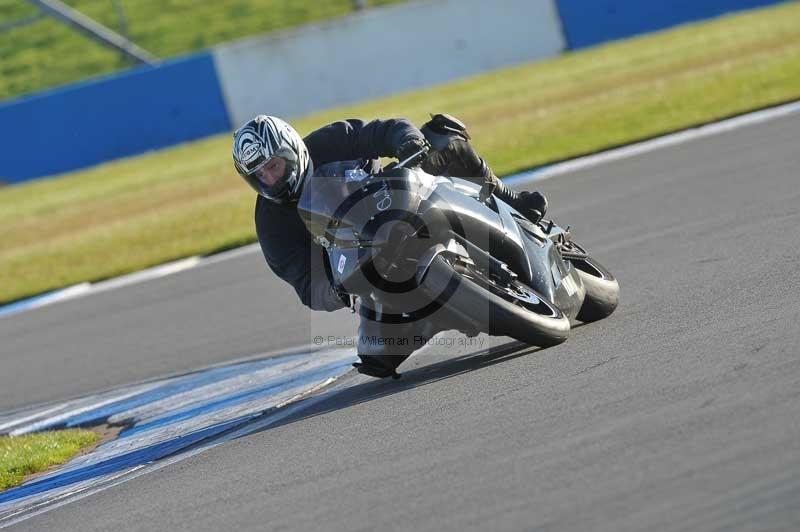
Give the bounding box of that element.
[2,0,375,64]
[23,0,157,65]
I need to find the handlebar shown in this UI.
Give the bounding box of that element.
[395,148,429,169]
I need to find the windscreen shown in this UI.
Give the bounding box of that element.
[297,172,370,240]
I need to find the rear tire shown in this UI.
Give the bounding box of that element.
[420,255,570,347]
[571,256,619,322]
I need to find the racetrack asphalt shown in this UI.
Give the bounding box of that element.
[4,112,800,530]
[0,248,360,412]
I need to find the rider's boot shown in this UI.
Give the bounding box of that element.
[492,178,548,224]
[419,113,548,223]
[352,303,454,379]
[353,309,417,379]
[353,355,404,379]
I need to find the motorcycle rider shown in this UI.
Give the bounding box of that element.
[232,114,547,378]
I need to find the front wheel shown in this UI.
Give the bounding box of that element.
[420,254,570,347]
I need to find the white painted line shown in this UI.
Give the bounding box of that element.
[42,283,92,303]
[2,100,798,319]
[0,403,74,433]
[0,348,358,525]
[86,256,201,294]
[0,466,148,528]
[8,383,164,436]
[504,100,800,187]
[195,243,261,267]
[0,283,91,319]
[0,244,268,319]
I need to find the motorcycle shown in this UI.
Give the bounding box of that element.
[297,153,619,350]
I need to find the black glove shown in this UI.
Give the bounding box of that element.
[396,138,430,167]
[494,180,548,223]
[516,191,548,222]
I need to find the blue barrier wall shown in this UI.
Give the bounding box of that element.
[0,53,230,183]
[556,0,785,49]
[0,1,788,183]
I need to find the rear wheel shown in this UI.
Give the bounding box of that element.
[420,254,570,347]
[565,245,619,322]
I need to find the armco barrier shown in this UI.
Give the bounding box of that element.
[0,53,230,183]
[212,0,566,127]
[556,0,785,49]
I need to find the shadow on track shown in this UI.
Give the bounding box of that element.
[241,339,543,439]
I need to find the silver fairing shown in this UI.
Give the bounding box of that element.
[297,167,585,319]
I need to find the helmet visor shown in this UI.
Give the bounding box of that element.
[244,156,290,201]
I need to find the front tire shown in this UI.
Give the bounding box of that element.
[420,255,570,347]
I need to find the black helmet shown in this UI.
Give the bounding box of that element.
[232,115,313,203]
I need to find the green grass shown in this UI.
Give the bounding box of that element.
[0,0,402,101]
[1,2,799,304]
[0,430,98,491]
